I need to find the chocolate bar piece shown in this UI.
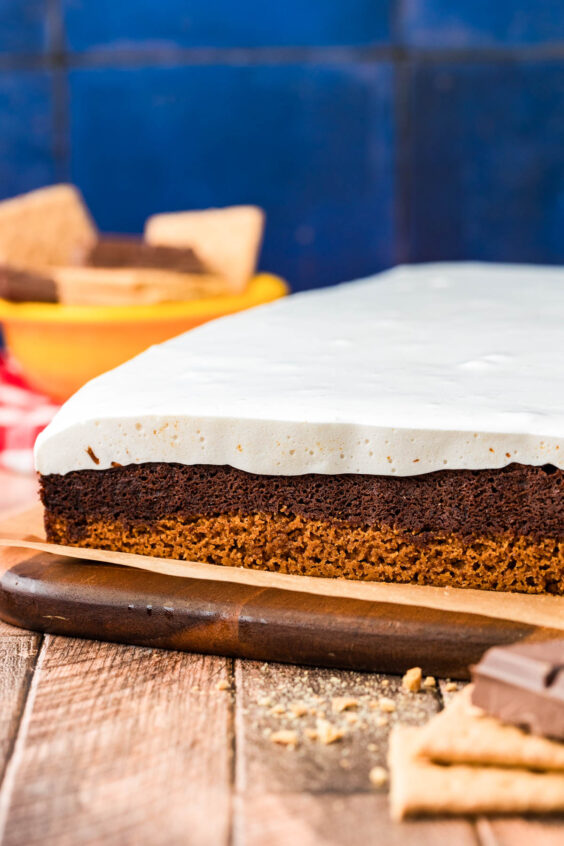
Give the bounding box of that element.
[82,236,207,274]
[471,640,564,740]
[0,264,57,303]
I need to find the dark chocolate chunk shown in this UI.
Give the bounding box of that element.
[81,236,208,274]
[0,264,58,303]
[471,640,564,740]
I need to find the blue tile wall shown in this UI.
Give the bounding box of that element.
[63,1,392,51]
[401,1,564,47]
[406,62,564,264]
[69,64,395,289]
[0,1,50,54]
[0,72,58,197]
[1,2,564,291]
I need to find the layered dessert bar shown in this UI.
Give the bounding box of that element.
[35,263,564,594]
[0,184,265,305]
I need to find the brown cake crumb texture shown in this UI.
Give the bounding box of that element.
[45,511,564,595]
[40,462,564,595]
[40,461,564,539]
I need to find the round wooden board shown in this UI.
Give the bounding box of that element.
[0,546,560,679]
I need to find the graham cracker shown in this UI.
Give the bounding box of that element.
[388,726,564,820]
[0,184,97,271]
[415,686,564,772]
[53,266,228,306]
[145,205,264,293]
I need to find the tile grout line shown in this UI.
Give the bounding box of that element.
[45,0,65,57]
[46,0,70,183]
[393,2,412,265]
[51,68,71,183]
[0,634,49,844]
[391,0,403,46]
[4,42,564,71]
[392,59,412,264]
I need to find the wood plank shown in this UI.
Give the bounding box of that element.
[0,620,33,636]
[234,661,478,844]
[0,637,234,846]
[0,633,41,780]
[235,660,442,794]
[234,793,479,846]
[477,817,564,845]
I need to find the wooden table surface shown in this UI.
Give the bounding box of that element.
[0,469,562,845]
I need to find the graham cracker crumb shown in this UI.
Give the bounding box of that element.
[379,697,396,713]
[215,680,230,691]
[423,676,436,689]
[270,705,286,716]
[289,702,309,718]
[402,667,422,693]
[305,728,318,741]
[369,766,388,787]
[445,682,458,693]
[271,730,298,748]
[316,719,345,745]
[332,696,358,713]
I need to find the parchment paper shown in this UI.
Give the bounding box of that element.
[0,505,563,631]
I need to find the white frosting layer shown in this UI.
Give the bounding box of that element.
[35,262,564,477]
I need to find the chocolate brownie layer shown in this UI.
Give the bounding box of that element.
[40,462,564,541]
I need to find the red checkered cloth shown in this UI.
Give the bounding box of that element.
[0,354,60,474]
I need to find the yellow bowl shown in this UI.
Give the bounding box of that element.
[0,273,288,402]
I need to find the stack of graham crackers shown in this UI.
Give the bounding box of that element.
[0,185,264,306]
[389,641,564,820]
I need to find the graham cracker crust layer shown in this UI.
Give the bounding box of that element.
[45,512,564,595]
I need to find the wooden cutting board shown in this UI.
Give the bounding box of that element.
[0,544,560,679]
